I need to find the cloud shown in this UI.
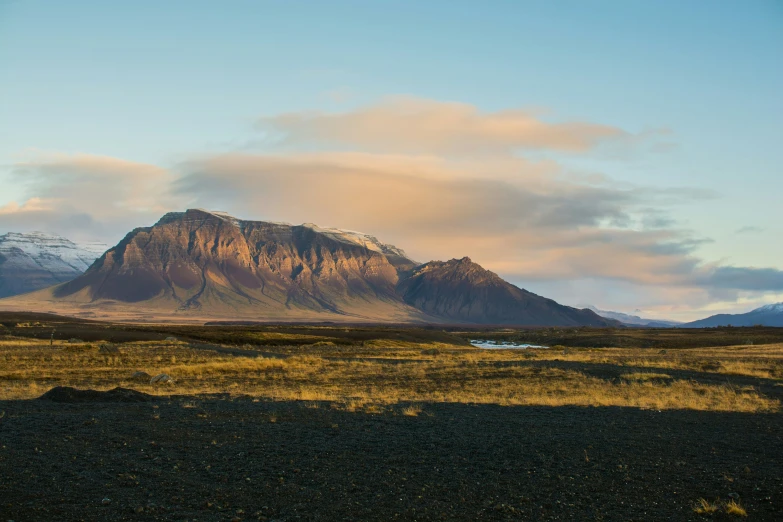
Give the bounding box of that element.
[0,154,181,241]
[695,266,783,292]
[257,97,627,156]
[735,225,764,234]
[173,152,782,299]
[2,97,779,320]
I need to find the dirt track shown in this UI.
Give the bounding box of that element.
[1,393,781,521]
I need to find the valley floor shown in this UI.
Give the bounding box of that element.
[1,318,782,520]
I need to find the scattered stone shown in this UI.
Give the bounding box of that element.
[659,349,668,354]
[67,338,84,344]
[130,371,152,382]
[150,374,173,385]
[101,497,111,505]
[728,492,740,500]
[98,343,119,354]
[421,348,440,355]
[165,336,178,342]
[39,386,154,403]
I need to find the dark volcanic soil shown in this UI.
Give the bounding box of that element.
[1,395,781,521]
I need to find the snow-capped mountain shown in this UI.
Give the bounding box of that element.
[682,302,783,328]
[584,305,681,327]
[755,303,783,314]
[0,232,107,298]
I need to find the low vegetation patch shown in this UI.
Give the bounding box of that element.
[0,336,779,413]
[693,498,720,515]
[620,372,673,381]
[693,498,748,517]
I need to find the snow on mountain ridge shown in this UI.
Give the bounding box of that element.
[302,223,413,261]
[0,232,107,273]
[754,302,783,313]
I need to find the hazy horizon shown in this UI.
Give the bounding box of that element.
[1,1,781,321]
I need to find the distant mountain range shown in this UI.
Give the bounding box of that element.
[681,303,783,328]
[585,306,683,327]
[0,232,107,298]
[0,209,613,326]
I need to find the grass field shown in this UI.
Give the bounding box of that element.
[1,332,780,413]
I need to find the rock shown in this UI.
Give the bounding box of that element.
[728,492,740,500]
[150,374,173,385]
[68,338,84,344]
[421,348,440,355]
[101,497,111,505]
[39,386,154,403]
[165,336,178,342]
[99,343,119,354]
[130,371,152,381]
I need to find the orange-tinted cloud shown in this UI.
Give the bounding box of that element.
[257,97,626,155]
[176,152,778,295]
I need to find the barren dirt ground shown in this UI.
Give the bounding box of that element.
[1,392,781,521]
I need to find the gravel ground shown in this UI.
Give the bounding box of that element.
[1,391,781,521]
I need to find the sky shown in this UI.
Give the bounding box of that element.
[1,0,782,321]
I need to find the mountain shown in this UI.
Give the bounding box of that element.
[0,209,613,326]
[584,306,681,327]
[0,232,107,298]
[399,258,612,326]
[682,303,783,328]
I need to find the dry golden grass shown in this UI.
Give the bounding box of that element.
[725,499,748,517]
[462,343,783,380]
[0,338,779,413]
[620,372,673,381]
[401,404,423,416]
[693,498,720,515]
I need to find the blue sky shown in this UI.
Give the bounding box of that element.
[1,0,781,319]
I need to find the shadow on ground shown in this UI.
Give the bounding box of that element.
[1,392,781,521]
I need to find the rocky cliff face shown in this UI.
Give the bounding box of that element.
[0,232,106,298]
[54,209,420,319]
[398,257,613,326]
[5,210,613,325]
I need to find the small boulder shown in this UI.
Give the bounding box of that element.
[99,343,119,354]
[165,336,178,342]
[421,348,440,356]
[150,374,173,385]
[68,338,84,344]
[130,371,152,382]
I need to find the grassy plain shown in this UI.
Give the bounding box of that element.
[1,325,780,413]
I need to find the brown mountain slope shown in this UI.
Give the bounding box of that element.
[0,210,612,326]
[397,257,613,326]
[38,209,425,322]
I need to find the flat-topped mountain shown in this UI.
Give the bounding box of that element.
[0,232,107,298]
[51,209,419,321]
[0,209,613,325]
